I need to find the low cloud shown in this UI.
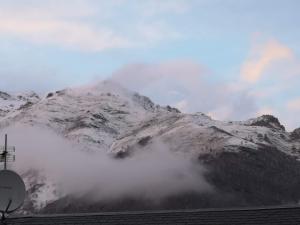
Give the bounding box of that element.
[111,61,258,121]
[0,125,211,203]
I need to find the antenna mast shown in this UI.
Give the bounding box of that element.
[4,134,7,170]
[0,135,21,221]
[0,134,15,170]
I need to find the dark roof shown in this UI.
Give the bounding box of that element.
[3,205,300,225]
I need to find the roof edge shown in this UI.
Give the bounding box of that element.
[11,204,300,219]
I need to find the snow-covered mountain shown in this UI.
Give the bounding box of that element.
[0,91,40,118]
[1,81,300,214]
[0,81,178,153]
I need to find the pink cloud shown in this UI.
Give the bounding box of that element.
[241,39,293,83]
[287,98,300,112]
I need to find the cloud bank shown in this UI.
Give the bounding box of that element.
[0,126,211,202]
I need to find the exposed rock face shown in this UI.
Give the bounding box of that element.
[246,115,286,131]
[0,91,11,100]
[0,81,300,214]
[0,90,40,117]
[291,128,300,140]
[200,145,300,207]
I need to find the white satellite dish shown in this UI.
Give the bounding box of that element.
[0,170,26,214]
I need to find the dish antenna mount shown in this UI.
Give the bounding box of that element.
[0,134,25,222]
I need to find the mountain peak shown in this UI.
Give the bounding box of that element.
[291,128,300,140]
[246,114,285,131]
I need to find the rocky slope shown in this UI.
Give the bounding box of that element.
[1,81,300,214]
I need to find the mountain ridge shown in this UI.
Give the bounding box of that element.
[1,80,300,214]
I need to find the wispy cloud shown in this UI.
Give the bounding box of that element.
[0,0,188,52]
[239,37,300,130]
[0,19,131,52]
[241,39,293,83]
[0,1,131,51]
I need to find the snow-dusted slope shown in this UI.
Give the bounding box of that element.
[111,112,300,160]
[0,81,178,152]
[0,91,40,118]
[0,81,300,213]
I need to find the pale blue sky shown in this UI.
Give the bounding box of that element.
[0,0,299,129]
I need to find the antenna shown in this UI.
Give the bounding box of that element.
[0,170,26,220]
[0,135,25,221]
[0,134,15,170]
[4,134,6,170]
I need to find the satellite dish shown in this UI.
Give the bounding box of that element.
[0,170,26,214]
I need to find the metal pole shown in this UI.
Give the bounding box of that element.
[4,134,7,170]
